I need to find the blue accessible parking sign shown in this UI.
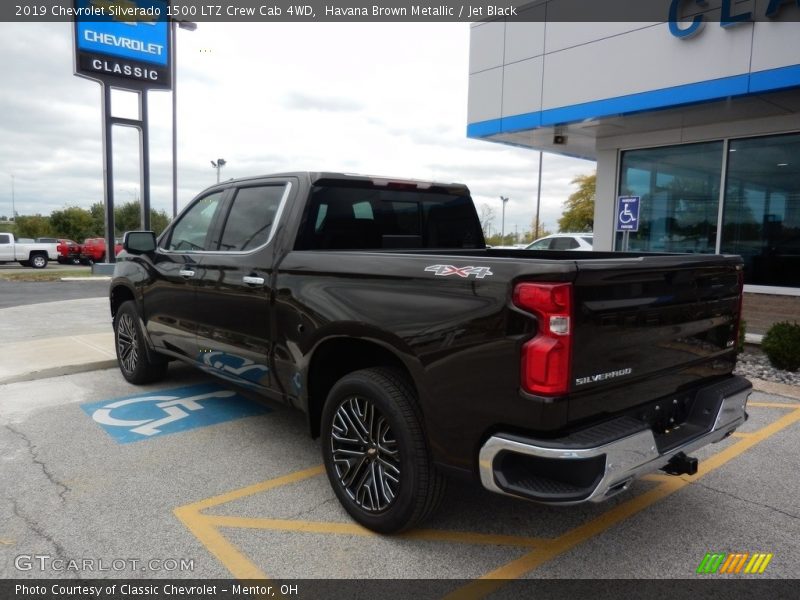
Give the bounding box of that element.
[616,196,641,232]
[81,383,270,444]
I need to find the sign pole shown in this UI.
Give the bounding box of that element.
[140,90,151,232]
[100,83,116,264]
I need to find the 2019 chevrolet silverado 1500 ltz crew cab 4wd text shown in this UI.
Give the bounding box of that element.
[109,172,751,533]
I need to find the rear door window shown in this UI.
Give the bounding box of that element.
[216,185,287,251]
[551,237,579,250]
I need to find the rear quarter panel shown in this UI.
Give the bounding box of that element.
[275,250,577,473]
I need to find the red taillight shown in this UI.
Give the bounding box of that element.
[513,282,573,396]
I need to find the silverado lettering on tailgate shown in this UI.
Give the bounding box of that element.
[575,367,633,386]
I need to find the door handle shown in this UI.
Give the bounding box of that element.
[179,269,196,278]
[243,276,265,286]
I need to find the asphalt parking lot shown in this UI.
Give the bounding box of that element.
[2,358,799,588]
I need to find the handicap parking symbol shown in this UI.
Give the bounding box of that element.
[81,383,270,444]
[616,195,640,232]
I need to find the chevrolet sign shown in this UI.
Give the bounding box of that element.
[73,0,171,90]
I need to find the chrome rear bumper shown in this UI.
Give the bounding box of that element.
[479,376,751,504]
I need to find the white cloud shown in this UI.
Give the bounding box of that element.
[0,21,594,235]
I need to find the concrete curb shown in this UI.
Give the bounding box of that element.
[0,359,118,385]
[750,378,800,401]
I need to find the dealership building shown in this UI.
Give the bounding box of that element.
[467,12,800,333]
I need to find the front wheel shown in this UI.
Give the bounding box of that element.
[321,368,446,533]
[114,301,168,384]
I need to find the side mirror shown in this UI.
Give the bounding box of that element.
[123,231,157,254]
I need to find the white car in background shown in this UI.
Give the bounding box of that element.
[525,233,594,251]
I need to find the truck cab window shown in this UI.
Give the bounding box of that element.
[167,191,224,251]
[217,185,286,251]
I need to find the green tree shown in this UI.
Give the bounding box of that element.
[90,202,106,236]
[558,172,596,232]
[113,201,171,236]
[14,215,54,239]
[50,206,100,241]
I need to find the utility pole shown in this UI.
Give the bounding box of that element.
[10,174,15,221]
[500,196,509,242]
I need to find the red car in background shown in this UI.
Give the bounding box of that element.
[56,239,82,264]
[80,237,123,264]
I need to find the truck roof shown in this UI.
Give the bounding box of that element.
[211,171,470,194]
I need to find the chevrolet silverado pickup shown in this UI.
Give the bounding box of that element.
[0,233,57,268]
[109,172,751,533]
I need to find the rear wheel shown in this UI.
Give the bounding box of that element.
[30,254,48,269]
[321,367,446,533]
[114,301,168,384]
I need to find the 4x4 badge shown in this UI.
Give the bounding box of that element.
[425,265,494,279]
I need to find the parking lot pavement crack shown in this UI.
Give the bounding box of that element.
[4,424,71,503]
[6,496,76,577]
[286,497,337,520]
[688,480,800,521]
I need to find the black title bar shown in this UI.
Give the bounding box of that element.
[6,0,800,22]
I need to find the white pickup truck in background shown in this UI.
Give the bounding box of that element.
[0,232,58,268]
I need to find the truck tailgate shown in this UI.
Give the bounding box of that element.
[569,254,742,423]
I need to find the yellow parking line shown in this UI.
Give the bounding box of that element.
[176,404,800,589]
[748,401,799,409]
[641,473,673,483]
[204,514,544,547]
[0,538,13,545]
[445,405,800,599]
[183,465,325,512]
[207,515,378,537]
[174,507,268,580]
[173,465,324,581]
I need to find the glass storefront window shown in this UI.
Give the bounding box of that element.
[720,133,800,287]
[617,142,723,254]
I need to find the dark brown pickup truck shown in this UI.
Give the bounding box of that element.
[109,172,750,532]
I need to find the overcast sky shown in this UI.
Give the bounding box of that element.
[0,22,594,238]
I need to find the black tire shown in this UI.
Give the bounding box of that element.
[321,367,446,533]
[114,301,168,384]
[30,254,48,269]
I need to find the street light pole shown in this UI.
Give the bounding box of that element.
[10,174,15,222]
[211,158,227,183]
[171,19,197,219]
[500,196,509,242]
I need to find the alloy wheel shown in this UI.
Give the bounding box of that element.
[117,313,139,374]
[330,396,401,512]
